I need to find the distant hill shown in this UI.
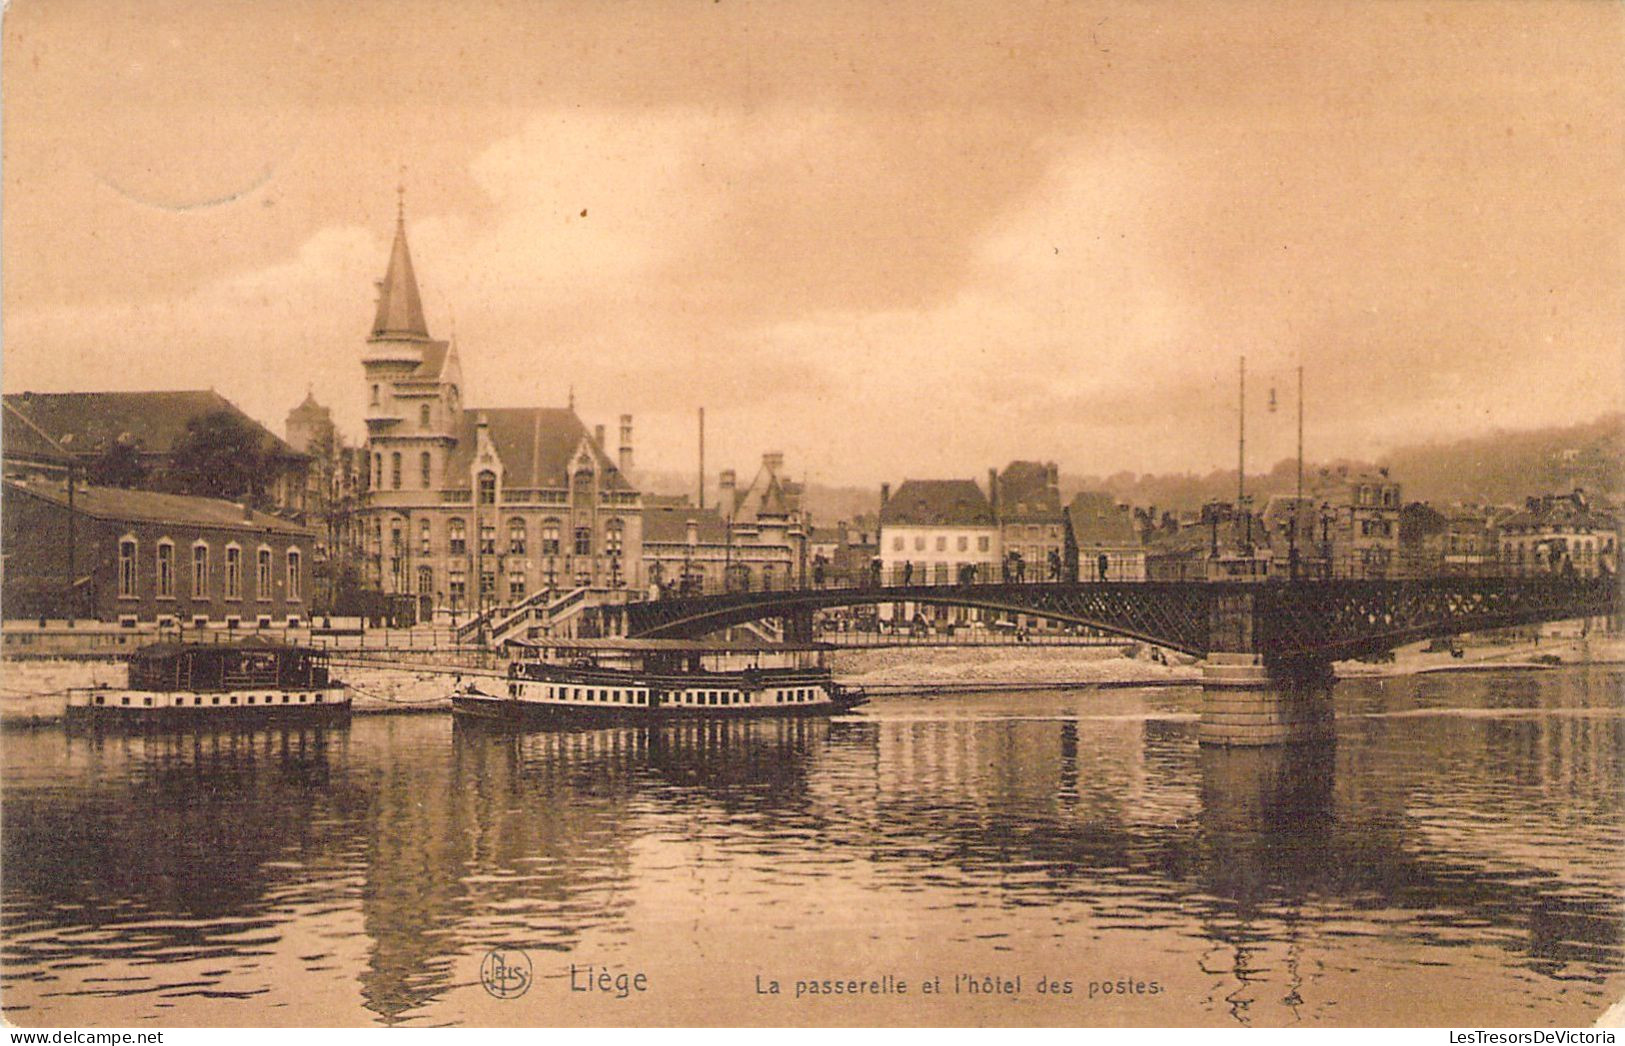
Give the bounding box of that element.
[1376,413,1622,506]
[1063,414,1623,513]
[635,413,1623,521]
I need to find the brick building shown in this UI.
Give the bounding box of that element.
[2,477,314,626]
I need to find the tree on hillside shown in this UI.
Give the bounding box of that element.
[87,439,149,488]
[166,410,269,504]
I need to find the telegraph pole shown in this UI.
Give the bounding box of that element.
[1238,355,1250,549]
[1290,364,1304,579]
[66,460,77,626]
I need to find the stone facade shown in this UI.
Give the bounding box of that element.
[356,210,643,621]
[1499,489,1617,577]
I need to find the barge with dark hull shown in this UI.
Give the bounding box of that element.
[65,638,350,727]
[452,638,867,725]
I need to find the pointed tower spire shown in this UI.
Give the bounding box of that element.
[371,186,431,341]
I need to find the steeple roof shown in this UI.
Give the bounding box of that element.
[371,210,431,341]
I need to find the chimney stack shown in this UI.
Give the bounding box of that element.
[720,469,737,519]
[762,451,785,472]
[686,518,699,546]
[988,468,1000,514]
[880,482,891,510]
[594,423,606,449]
[618,414,634,474]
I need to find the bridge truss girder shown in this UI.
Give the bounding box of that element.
[1254,576,1619,663]
[622,576,1618,664]
[627,582,1208,656]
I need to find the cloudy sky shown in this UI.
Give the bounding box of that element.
[4,0,1620,486]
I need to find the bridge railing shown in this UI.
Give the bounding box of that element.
[643,555,1612,600]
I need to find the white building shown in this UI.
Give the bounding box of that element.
[877,479,999,627]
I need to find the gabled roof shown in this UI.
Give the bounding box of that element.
[442,407,633,492]
[1142,523,1217,556]
[286,389,328,421]
[643,503,729,544]
[996,460,1061,522]
[411,341,451,380]
[3,391,302,460]
[732,456,798,520]
[1500,497,1615,533]
[735,471,791,518]
[4,477,310,535]
[371,214,431,341]
[1064,492,1140,547]
[880,479,995,527]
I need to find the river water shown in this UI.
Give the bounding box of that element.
[3,667,1621,1027]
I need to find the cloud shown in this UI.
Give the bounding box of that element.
[4,0,1621,490]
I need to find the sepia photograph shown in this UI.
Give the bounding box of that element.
[1,0,1621,1031]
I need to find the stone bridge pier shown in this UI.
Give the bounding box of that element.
[1200,589,1336,747]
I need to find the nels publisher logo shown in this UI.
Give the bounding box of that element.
[481,948,533,1000]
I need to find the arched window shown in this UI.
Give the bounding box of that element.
[156,540,175,599]
[287,548,302,601]
[509,518,527,555]
[419,404,431,429]
[370,384,380,407]
[118,538,138,598]
[605,518,624,556]
[256,547,273,599]
[420,451,432,488]
[191,542,210,598]
[448,518,467,556]
[418,518,431,555]
[391,452,402,490]
[224,544,242,599]
[417,565,433,594]
[541,518,561,555]
[478,471,497,505]
[480,522,496,555]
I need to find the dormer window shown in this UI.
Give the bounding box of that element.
[478,471,497,505]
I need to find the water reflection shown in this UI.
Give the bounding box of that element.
[2,667,1621,1026]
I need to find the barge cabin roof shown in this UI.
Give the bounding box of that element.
[127,638,330,692]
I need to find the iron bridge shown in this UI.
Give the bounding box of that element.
[615,577,1619,666]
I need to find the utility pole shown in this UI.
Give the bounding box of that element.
[1238,355,1250,550]
[66,460,77,626]
[697,407,706,511]
[1291,363,1304,579]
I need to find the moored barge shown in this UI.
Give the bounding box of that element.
[66,638,350,726]
[452,638,867,725]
